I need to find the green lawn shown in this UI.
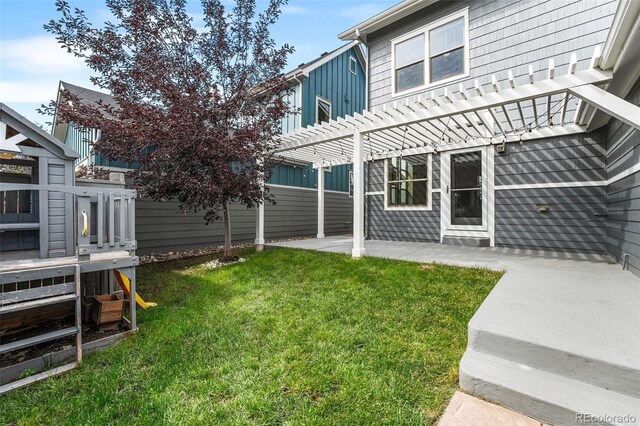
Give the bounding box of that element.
[1,248,501,425]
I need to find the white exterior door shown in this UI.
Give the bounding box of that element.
[440,145,495,244]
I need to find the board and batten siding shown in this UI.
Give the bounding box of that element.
[135,185,352,255]
[301,47,366,128]
[605,77,640,277]
[366,156,441,242]
[494,132,607,252]
[367,0,617,118]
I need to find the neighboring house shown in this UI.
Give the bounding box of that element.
[275,0,640,423]
[52,42,366,254]
[273,41,366,192]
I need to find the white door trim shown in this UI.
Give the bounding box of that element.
[440,145,495,246]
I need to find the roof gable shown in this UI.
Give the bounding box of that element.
[1,103,79,160]
[285,41,366,81]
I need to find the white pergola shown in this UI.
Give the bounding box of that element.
[257,48,640,258]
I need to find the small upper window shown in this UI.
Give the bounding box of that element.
[349,56,357,75]
[392,9,468,94]
[316,97,331,124]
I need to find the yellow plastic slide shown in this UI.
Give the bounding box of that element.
[114,269,157,309]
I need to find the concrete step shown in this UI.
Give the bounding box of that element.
[467,327,640,398]
[442,236,490,247]
[460,350,640,426]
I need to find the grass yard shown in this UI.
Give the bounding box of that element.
[1,247,501,425]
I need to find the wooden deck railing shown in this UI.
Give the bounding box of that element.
[0,184,136,257]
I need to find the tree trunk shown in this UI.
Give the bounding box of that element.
[222,198,233,258]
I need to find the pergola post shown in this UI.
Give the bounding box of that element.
[255,159,265,252]
[317,167,325,239]
[255,202,265,252]
[352,131,365,258]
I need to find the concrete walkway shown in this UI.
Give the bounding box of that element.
[438,392,547,426]
[269,237,640,425]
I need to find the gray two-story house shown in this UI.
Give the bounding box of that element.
[276,0,640,424]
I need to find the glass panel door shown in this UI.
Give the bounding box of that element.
[450,151,482,226]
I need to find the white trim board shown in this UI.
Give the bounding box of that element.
[495,181,606,190]
[607,162,640,185]
[268,183,348,196]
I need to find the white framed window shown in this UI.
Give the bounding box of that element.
[316,96,332,124]
[391,8,469,96]
[349,56,357,75]
[384,154,432,210]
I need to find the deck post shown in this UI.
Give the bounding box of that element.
[352,131,365,258]
[317,167,325,239]
[255,159,265,252]
[129,268,137,331]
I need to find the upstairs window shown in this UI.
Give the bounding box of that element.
[316,96,331,124]
[349,56,357,75]
[392,8,468,95]
[430,17,465,82]
[394,34,425,92]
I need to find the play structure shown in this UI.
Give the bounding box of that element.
[0,103,147,394]
[114,270,157,309]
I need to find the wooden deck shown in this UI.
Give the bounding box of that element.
[0,251,138,274]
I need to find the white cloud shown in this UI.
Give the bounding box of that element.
[341,3,388,22]
[0,36,88,75]
[0,81,61,104]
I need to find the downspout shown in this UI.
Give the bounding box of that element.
[355,29,369,111]
[355,29,370,239]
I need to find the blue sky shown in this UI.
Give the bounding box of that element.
[0,0,398,128]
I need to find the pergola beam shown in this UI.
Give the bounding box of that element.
[311,123,587,168]
[568,84,640,131]
[276,56,614,167]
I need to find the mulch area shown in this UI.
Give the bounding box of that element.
[138,234,352,265]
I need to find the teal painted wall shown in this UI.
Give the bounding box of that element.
[64,123,93,162]
[62,46,365,193]
[269,46,365,192]
[65,123,132,169]
[269,163,352,192]
[301,47,366,128]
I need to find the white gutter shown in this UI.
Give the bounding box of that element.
[339,0,439,41]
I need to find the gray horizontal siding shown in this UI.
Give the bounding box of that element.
[366,158,440,242]
[495,186,607,252]
[135,186,353,255]
[494,129,606,252]
[47,163,67,256]
[367,0,616,125]
[494,131,605,186]
[605,76,640,277]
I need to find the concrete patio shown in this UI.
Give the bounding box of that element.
[269,237,640,425]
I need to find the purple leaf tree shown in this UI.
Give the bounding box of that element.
[44,0,294,259]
